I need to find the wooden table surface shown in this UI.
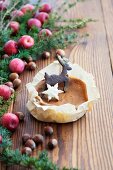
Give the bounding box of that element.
[1,0,113,170]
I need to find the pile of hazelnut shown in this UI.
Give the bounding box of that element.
[21,126,58,156]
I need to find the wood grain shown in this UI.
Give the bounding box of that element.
[1,0,113,170]
[69,0,113,169]
[100,0,113,71]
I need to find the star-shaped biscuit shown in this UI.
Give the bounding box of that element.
[42,83,63,101]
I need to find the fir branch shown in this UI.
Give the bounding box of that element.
[0,126,12,149]
[42,14,56,30]
[55,0,78,18]
[0,58,11,84]
[56,18,93,30]
[1,149,78,170]
[0,0,21,32]
[0,95,14,117]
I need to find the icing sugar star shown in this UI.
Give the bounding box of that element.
[42,83,63,101]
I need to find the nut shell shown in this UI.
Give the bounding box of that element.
[44,126,53,136]
[2,54,9,59]
[56,49,65,57]
[21,147,32,156]
[22,133,31,144]
[14,112,25,121]
[48,139,58,150]
[33,134,44,145]
[25,56,33,63]
[9,73,19,82]
[27,62,36,71]
[42,51,50,59]
[13,78,21,89]
[25,139,36,150]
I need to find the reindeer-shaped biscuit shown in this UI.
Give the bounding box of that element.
[44,54,72,92]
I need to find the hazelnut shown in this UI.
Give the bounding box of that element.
[48,139,58,150]
[33,134,44,145]
[56,49,65,57]
[2,54,9,59]
[42,51,51,59]
[22,133,31,144]
[5,81,13,88]
[25,56,33,63]
[10,87,15,94]
[13,78,21,89]
[25,139,36,150]
[9,73,19,82]
[27,62,36,71]
[24,61,27,67]
[21,147,32,156]
[14,112,25,121]
[44,126,53,136]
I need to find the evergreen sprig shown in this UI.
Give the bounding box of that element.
[1,148,78,170]
[0,95,14,117]
[0,126,12,149]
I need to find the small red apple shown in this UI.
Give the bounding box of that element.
[39,3,52,13]
[21,4,35,14]
[39,29,52,36]
[2,113,19,132]
[0,135,2,144]
[18,35,34,49]
[4,40,18,55]
[9,21,20,34]
[9,58,25,74]
[27,18,42,29]
[0,85,11,100]
[34,12,49,24]
[11,10,24,18]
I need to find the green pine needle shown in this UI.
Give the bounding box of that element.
[0,95,14,117]
[1,149,78,170]
[0,126,12,148]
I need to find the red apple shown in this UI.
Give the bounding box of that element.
[39,3,52,13]
[21,4,35,14]
[39,29,52,36]
[9,58,25,74]
[9,21,20,34]
[34,12,49,24]
[0,135,2,144]
[4,40,18,55]
[18,35,34,49]
[0,85,11,100]
[11,10,24,18]
[2,113,19,131]
[27,18,42,29]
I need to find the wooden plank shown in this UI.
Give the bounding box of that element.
[0,0,112,170]
[69,0,113,169]
[0,164,6,170]
[100,0,113,71]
